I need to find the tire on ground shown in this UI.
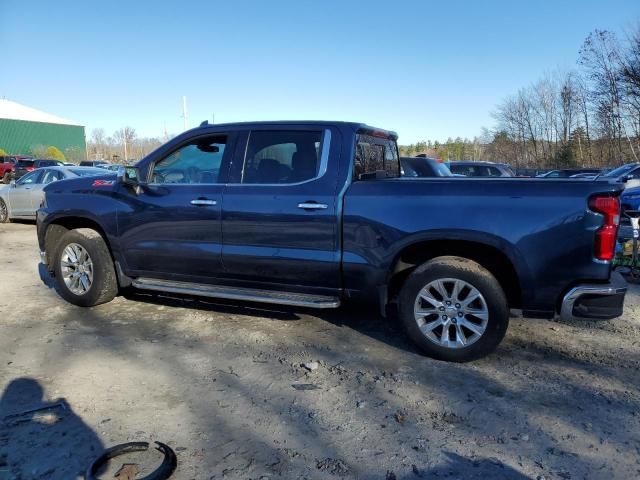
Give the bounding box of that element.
[0,198,10,223]
[53,228,118,307]
[398,255,509,362]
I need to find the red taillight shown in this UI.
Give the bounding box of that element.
[589,195,620,261]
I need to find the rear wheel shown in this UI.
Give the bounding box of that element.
[398,256,509,362]
[53,228,118,307]
[0,198,10,223]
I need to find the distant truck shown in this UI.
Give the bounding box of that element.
[37,121,627,361]
[0,156,17,183]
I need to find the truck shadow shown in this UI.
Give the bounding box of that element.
[120,290,418,353]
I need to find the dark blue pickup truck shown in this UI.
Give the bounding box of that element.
[36,121,627,361]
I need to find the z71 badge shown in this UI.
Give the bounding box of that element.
[92,179,116,187]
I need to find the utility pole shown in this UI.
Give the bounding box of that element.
[182,96,188,131]
[123,136,128,163]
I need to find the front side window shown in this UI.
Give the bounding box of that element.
[354,134,400,180]
[17,170,42,185]
[151,135,227,184]
[450,165,471,176]
[241,130,322,184]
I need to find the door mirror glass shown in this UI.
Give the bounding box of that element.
[118,166,141,185]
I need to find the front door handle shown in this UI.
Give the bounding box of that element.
[298,202,328,210]
[190,199,217,206]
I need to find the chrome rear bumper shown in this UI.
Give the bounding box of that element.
[560,272,627,321]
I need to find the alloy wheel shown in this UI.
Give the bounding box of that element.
[413,277,489,349]
[60,243,94,295]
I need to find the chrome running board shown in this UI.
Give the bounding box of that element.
[132,278,341,309]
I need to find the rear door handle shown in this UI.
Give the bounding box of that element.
[298,202,328,210]
[190,199,217,206]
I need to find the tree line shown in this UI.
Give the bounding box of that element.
[86,127,168,164]
[400,24,640,169]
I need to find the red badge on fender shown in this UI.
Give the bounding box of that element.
[92,180,115,187]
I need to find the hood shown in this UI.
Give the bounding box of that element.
[43,173,117,195]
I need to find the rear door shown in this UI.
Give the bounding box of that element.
[221,127,341,294]
[117,132,236,281]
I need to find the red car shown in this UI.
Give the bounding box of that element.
[0,155,33,183]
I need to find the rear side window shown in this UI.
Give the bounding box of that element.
[41,170,63,184]
[354,134,400,180]
[241,130,323,184]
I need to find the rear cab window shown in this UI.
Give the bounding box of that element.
[354,132,400,180]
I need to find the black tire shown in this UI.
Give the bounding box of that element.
[398,256,509,362]
[0,198,10,223]
[53,228,118,307]
[2,173,11,184]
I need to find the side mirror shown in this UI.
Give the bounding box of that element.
[9,180,16,188]
[117,166,143,194]
[117,166,141,185]
[622,174,633,183]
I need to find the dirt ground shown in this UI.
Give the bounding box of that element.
[1,222,639,480]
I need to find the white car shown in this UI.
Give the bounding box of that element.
[0,166,106,222]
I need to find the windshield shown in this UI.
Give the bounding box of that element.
[433,162,452,176]
[17,160,34,168]
[605,164,638,178]
[69,168,106,177]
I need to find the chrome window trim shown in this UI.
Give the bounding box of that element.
[236,128,331,187]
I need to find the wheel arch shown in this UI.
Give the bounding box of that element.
[44,216,114,271]
[387,238,525,310]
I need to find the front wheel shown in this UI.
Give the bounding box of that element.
[53,228,118,307]
[2,173,11,184]
[398,256,509,362]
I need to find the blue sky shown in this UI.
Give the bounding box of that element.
[1,0,639,144]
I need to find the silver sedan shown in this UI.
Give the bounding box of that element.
[0,166,105,222]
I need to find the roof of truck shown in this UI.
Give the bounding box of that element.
[190,120,398,139]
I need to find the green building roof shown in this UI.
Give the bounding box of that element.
[0,99,86,159]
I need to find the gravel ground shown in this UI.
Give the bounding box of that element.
[1,222,639,480]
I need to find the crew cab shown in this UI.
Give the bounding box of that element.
[36,121,627,361]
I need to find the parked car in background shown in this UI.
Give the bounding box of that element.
[600,163,640,189]
[37,120,627,362]
[100,164,121,172]
[400,156,452,177]
[536,168,602,178]
[514,168,549,177]
[0,156,18,183]
[80,160,111,168]
[12,159,67,181]
[448,161,515,177]
[621,186,640,213]
[0,166,105,222]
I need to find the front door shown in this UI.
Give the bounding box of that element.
[221,127,341,294]
[117,133,234,281]
[8,170,43,216]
